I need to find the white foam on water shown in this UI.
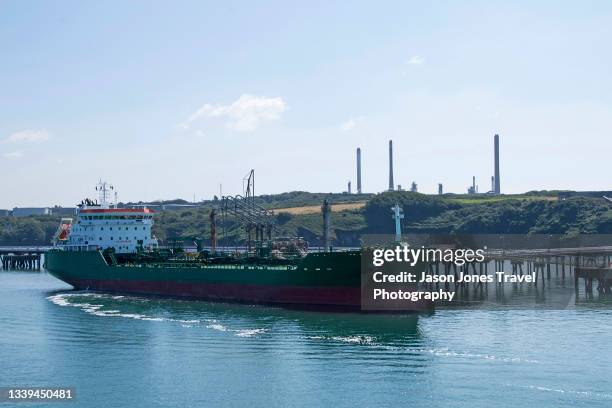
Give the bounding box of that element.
[304,334,540,363]
[307,335,375,345]
[413,347,540,364]
[48,293,268,338]
[205,319,267,337]
[48,293,200,325]
[235,328,267,337]
[206,323,228,332]
[516,385,612,400]
[47,294,71,307]
[332,335,375,344]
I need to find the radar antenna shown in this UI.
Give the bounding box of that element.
[95,179,115,207]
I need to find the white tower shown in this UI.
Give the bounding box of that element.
[391,204,404,243]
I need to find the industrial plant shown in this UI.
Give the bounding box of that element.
[347,134,502,196]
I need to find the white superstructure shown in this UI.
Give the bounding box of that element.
[55,181,158,253]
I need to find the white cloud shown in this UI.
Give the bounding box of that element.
[408,55,424,65]
[182,94,286,132]
[3,151,23,159]
[339,117,364,132]
[4,129,50,143]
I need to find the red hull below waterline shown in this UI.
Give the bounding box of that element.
[65,277,361,309]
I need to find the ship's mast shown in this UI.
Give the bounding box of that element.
[95,179,115,208]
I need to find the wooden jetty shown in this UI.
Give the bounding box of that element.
[0,247,49,271]
[486,246,612,298]
[420,245,612,301]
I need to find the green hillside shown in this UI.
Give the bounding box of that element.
[1,191,610,246]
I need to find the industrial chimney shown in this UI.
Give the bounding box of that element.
[388,140,394,191]
[438,183,443,195]
[494,134,500,194]
[356,147,362,194]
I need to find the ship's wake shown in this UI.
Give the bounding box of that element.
[47,292,541,365]
[46,292,267,338]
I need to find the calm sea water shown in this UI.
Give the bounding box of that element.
[1,270,611,408]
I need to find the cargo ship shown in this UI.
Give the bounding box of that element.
[45,180,430,312]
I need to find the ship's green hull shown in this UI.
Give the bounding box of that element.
[45,250,430,312]
[45,250,366,310]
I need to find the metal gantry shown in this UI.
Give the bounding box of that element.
[220,170,276,252]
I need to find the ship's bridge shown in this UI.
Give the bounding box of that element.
[69,207,157,253]
[57,180,158,254]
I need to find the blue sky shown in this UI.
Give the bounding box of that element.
[1,1,611,208]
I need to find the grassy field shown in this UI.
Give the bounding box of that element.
[445,194,557,205]
[272,201,367,215]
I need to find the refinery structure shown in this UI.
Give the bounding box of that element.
[349,134,502,196]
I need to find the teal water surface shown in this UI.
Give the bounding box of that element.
[1,271,611,408]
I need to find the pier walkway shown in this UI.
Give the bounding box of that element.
[0,247,50,270]
[422,246,612,299]
[486,246,612,296]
